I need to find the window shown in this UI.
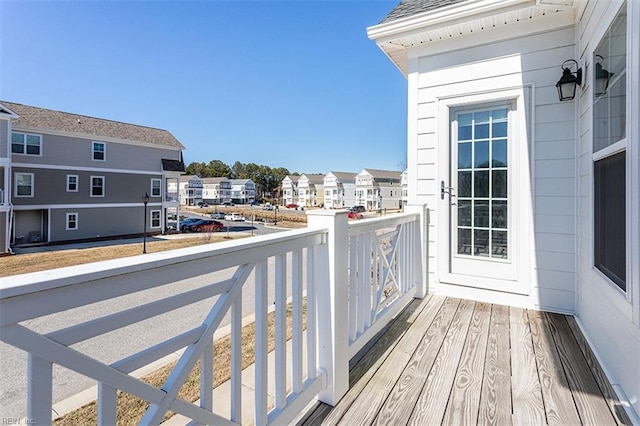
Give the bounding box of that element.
[66,213,78,230]
[151,210,161,228]
[593,4,627,291]
[67,175,79,192]
[12,132,41,156]
[15,173,34,197]
[151,179,161,197]
[91,176,105,197]
[92,142,106,161]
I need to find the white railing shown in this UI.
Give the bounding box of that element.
[346,211,424,358]
[0,206,427,425]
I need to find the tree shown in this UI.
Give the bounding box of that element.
[208,160,231,177]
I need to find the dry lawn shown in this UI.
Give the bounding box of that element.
[0,235,243,277]
[54,304,305,425]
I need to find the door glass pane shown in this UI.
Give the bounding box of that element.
[492,231,508,259]
[474,170,489,197]
[474,230,490,257]
[458,228,472,255]
[458,200,471,226]
[458,171,471,197]
[459,142,472,168]
[474,141,489,168]
[474,200,489,228]
[492,139,507,167]
[456,107,509,259]
[492,170,507,198]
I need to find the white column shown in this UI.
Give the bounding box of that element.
[306,209,349,406]
[405,204,429,298]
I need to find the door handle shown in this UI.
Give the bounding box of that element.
[441,181,454,200]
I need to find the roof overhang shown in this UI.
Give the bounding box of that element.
[367,0,577,76]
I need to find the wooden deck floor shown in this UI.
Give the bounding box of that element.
[299,295,632,426]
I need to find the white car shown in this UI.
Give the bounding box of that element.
[224,213,245,221]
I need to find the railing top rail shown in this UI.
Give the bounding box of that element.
[347,212,420,237]
[1,227,326,301]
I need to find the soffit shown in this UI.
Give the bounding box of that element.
[368,1,576,75]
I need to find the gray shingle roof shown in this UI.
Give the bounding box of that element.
[1,101,184,150]
[380,0,468,24]
[328,171,357,181]
[361,168,403,181]
[302,173,325,184]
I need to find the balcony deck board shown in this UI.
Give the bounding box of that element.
[300,295,631,426]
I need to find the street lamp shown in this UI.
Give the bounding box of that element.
[142,192,150,254]
[274,205,279,226]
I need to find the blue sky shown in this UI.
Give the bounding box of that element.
[1,0,407,174]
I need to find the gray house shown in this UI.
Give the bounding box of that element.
[0,101,185,253]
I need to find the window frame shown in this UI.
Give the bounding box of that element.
[92,141,106,161]
[11,132,42,156]
[150,210,161,229]
[90,175,105,197]
[66,213,78,231]
[591,2,628,295]
[66,174,79,192]
[15,172,34,197]
[151,178,162,197]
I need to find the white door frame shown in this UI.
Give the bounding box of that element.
[436,86,533,295]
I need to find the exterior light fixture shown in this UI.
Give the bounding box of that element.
[142,192,150,253]
[594,55,614,97]
[556,59,582,101]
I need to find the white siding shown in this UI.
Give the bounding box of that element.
[410,26,578,312]
[575,0,640,417]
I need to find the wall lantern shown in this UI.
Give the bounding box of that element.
[594,55,614,97]
[556,59,582,101]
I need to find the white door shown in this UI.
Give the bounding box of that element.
[440,101,527,294]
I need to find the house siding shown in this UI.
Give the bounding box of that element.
[11,167,163,205]
[10,131,179,171]
[575,0,640,416]
[411,26,578,312]
[0,120,7,155]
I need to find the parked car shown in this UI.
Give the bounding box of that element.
[250,200,260,206]
[262,204,274,211]
[348,211,364,219]
[223,202,234,207]
[211,212,226,219]
[350,205,366,213]
[197,202,209,208]
[224,213,245,221]
[179,217,201,232]
[286,203,298,209]
[183,219,224,233]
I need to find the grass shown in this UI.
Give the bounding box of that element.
[54,304,305,425]
[0,235,242,277]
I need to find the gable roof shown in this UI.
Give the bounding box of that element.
[300,173,325,184]
[360,168,403,181]
[1,101,184,150]
[201,177,229,184]
[380,0,467,24]
[327,171,357,181]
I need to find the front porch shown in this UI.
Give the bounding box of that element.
[300,295,631,425]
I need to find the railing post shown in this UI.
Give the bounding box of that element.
[306,209,349,406]
[405,204,429,298]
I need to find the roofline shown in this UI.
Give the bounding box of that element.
[367,0,534,41]
[11,123,185,151]
[0,102,20,119]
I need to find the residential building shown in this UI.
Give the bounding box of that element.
[297,173,324,208]
[401,169,408,209]
[368,0,640,418]
[354,168,403,211]
[323,171,357,209]
[176,175,203,206]
[201,177,231,205]
[0,101,184,252]
[281,175,299,206]
[230,179,255,204]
